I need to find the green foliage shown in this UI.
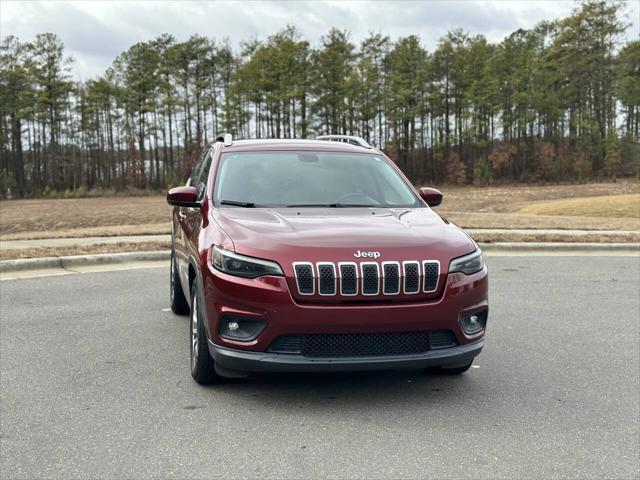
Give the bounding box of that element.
[473,157,492,185]
[165,170,184,189]
[0,170,16,194]
[619,133,640,175]
[616,40,640,143]
[43,186,58,198]
[312,28,355,135]
[604,128,622,179]
[0,1,638,195]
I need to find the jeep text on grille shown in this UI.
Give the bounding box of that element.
[353,250,380,258]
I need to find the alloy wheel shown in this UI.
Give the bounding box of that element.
[170,256,175,304]
[191,294,198,370]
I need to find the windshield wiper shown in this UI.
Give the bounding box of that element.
[285,203,376,208]
[220,200,261,208]
[285,203,334,208]
[332,203,377,208]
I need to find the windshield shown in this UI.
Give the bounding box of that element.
[214,151,420,208]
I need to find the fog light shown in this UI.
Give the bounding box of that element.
[460,309,487,335]
[219,315,266,341]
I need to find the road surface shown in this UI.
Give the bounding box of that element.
[1,256,639,479]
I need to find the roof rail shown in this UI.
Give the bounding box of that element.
[214,132,233,147]
[316,135,372,149]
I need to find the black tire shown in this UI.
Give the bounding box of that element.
[426,359,474,375]
[190,282,219,385]
[170,249,189,315]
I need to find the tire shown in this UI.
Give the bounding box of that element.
[170,249,189,315]
[426,359,474,375]
[190,282,219,385]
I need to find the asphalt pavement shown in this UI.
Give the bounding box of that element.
[1,256,639,479]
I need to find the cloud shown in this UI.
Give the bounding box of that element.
[1,0,638,80]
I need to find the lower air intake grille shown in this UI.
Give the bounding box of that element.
[268,335,304,354]
[268,330,458,357]
[429,330,457,349]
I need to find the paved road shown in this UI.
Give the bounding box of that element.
[1,256,639,479]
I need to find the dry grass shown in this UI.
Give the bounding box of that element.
[435,182,640,214]
[0,223,170,241]
[0,196,171,237]
[1,182,638,243]
[443,212,639,231]
[518,194,640,218]
[470,231,640,244]
[435,182,640,231]
[0,240,171,261]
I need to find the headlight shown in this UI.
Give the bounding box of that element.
[212,246,283,279]
[449,249,484,275]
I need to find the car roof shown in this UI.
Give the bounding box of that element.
[209,138,378,154]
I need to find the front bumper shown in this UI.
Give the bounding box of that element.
[201,262,489,352]
[209,337,484,374]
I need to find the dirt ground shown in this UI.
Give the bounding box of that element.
[0,182,638,242]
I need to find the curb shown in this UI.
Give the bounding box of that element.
[0,251,170,273]
[480,242,640,251]
[1,243,638,273]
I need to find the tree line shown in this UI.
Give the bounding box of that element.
[0,0,638,198]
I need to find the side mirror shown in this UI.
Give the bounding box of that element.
[167,186,200,208]
[419,187,443,207]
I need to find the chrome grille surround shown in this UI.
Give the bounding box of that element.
[293,262,315,295]
[292,259,440,297]
[338,262,358,296]
[316,262,337,296]
[381,261,401,295]
[360,262,380,295]
[402,261,421,294]
[422,260,440,293]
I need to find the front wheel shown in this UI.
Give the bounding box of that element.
[190,283,219,385]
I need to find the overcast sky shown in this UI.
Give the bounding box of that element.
[1,0,638,80]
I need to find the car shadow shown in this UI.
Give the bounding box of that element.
[205,368,485,413]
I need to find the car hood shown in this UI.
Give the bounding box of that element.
[211,207,476,264]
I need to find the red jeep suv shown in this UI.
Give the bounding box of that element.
[167,134,488,384]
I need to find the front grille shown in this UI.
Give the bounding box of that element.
[339,263,358,295]
[317,263,336,295]
[268,330,458,357]
[292,259,441,298]
[361,263,379,295]
[423,261,440,292]
[382,262,400,294]
[403,261,420,293]
[294,263,314,295]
